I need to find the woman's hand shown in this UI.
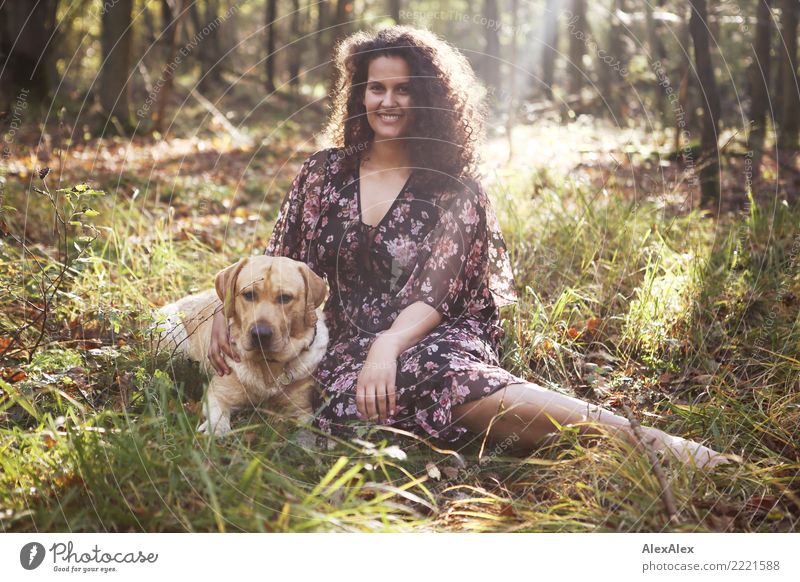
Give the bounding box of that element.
[208,308,240,376]
[356,334,401,423]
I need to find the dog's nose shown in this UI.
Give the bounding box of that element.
[250,323,273,346]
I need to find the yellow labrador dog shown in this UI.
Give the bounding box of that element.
[157,256,329,436]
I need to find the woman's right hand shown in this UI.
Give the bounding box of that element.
[208,308,240,375]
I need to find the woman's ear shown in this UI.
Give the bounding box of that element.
[214,258,249,319]
[300,263,328,327]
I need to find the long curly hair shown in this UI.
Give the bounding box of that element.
[322,25,488,194]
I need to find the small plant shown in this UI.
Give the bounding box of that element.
[0,172,105,362]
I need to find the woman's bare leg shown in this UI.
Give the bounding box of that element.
[451,381,730,470]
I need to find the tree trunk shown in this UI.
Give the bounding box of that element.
[779,0,799,149]
[541,0,560,99]
[601,0,625,118]
[100,0,134,133]
[567,0,588,101]
[155,0,186,133]
[507,0,520,162]
[289,0,302,92]
[645,1,666,124]
[335,0,353,44]
[689,0,721,206]
[483,0,501,96]
[265,0,278,93]
[0,0,59,114]
[190,0,222,92]
[161,0,175,49]
[749,0,773,173]
[316,0,329,68]
[389,0,401,23]
[675,5,693,156]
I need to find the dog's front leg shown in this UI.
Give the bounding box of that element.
[198,381,232,436]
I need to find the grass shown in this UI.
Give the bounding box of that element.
[1,128,799,532]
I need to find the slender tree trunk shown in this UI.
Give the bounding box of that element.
[507,0,519,162]
[316,0,329,67]
[389,0,401,23]
[100,0,134,133]
[541,0,560,99]
[749,0,773,173]
[289,0,302,92]
[567,0,588,102]
[779,0,799,149]
[483,0,501,96]
[265,0,277,93]
[689,0,721,206]
[155,0,186,133]
[645,1,665,124]
[0,0,59,114]
[600,0,624,118]
[675,5,693,156]
[335,0,353,44]
[161,0,175,50]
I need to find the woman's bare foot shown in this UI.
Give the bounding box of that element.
[636,426,733,471]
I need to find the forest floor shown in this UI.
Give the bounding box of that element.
[1,104,799,532]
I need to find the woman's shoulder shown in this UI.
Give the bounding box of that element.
[436,175,489,209]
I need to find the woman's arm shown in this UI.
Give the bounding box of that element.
[373,301,442,357]
[356,301,442,422]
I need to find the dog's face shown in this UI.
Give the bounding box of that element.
[215,256,327,360]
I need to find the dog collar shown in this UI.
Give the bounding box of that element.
[267,319,319,359]
[269,318,321,380]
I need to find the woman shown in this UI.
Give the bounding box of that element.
[209,26,730,470]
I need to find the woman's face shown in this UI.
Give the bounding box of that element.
[363,55,414,142]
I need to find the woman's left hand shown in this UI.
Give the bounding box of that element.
[356,334,400,423]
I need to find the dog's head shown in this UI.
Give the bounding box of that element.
[215,256,327,360]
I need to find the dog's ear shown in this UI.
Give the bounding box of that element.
[300,263,327,327]
[215,257,249,319]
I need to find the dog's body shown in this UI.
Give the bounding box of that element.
[156,256,329,436]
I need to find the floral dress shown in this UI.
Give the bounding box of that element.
[265,147,527,443]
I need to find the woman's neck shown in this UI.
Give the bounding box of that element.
[362,139,411,170]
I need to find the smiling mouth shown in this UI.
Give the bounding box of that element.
[377,112,403,121]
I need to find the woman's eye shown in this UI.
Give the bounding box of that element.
[277,294,293,304]
[242,291,256,302]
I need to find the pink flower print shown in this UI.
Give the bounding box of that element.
[386,236,418,267]
[461,200,479,226]
[402,357,421,374]
[432,237,458,269]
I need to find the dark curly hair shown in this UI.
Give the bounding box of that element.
[322,25,488,194]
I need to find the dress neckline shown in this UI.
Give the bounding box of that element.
[356,164,413,231]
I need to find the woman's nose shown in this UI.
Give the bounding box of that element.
[381,91,399,107]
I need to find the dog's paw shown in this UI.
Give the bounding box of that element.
[197,418,232,436]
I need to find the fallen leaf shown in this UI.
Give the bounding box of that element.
[425,462,441,481]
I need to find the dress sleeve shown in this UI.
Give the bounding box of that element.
[401,180,519,319]
[264,150,328,262]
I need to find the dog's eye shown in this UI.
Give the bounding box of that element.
[242,290,256,302]
[277,294,293,304]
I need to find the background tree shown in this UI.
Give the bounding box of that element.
[265,0,278,93]
[689,0,721,206]
[749,0,774,175]
[100,0,134,133]
[0,0,60,114]
[541,0,561,100]
[567,0,588,105]
[778,0,799,149]
[483,0,501,99]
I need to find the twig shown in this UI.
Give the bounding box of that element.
[622,404,679,526]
